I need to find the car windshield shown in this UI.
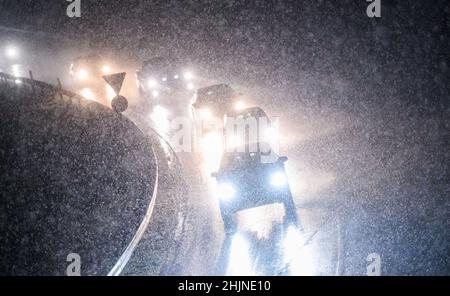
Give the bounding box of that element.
[221,142,279,170]
[196,85,235,103]
[221,151,260,170]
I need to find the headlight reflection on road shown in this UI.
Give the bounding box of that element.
[238,204,284,240]
[217,182,236,202]
[226,233,254,276]
[150,105,170,134]
[151,90,159,98]
[200,131,223,173]
[198,108,212,121]
[81,88,95,101]
[282,226,316,275]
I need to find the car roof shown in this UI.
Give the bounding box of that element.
[196,84,235,97]
[193,84,236,105]
[228,106,268,118]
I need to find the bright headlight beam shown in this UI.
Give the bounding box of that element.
[77,69,89,81]
[81,88,95,100]
[184,71,193,80]
[5,46,19,59]
[11,64,21,77]
[217,182,236,201]
[150,105,170,134]
[106,85,116,101]
[148,79,158,88]
[102,65,111,74]
[270,171,288,187]
[199,108,212,120]
[235,101,246,111]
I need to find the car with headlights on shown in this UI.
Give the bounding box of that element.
[70,54,115,105]
[211,144,297,233]
[135,56,197,134]
[136,56,196,101]
[224,106,279,151]
[70,54,116,106]
[191,84,246,132]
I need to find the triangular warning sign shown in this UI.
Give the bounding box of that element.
[103,72,126,96]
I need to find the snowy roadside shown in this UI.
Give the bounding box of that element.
[0,76,157,275]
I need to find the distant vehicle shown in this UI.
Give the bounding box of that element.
[136,56,195,100]
[136,56,197,134]
[191,84,247,131]
[70,54,115,105]
[224,106,278,151]
[211,143,297,233]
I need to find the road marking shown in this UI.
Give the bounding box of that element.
[108,143,159,276]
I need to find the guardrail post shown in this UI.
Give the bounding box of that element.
[57,78,64,100]
[29,70,35,95]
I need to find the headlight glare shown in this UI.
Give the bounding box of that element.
[270,171,288,188]
[217,182,236,201]
[147,79,158,88]
[76,69,89,81]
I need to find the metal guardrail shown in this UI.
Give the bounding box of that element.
[0,71,83,102]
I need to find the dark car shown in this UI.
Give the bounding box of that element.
[224,106,279,152]
[191,84,244,132]
[135,56,195,100]
[69,54,116,105]
[211,145,297,233]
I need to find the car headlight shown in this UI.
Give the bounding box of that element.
[184,71,193,80]
[76,69,89,81]
[102,65,111,74]
[270,171,288,188]
[106,85,116,100]
[199,108,212,120]
[217,182,236,201]
[234,101,246,111]
[147,79,158,89]
[5,45,19,59]
[81,88,95,100]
